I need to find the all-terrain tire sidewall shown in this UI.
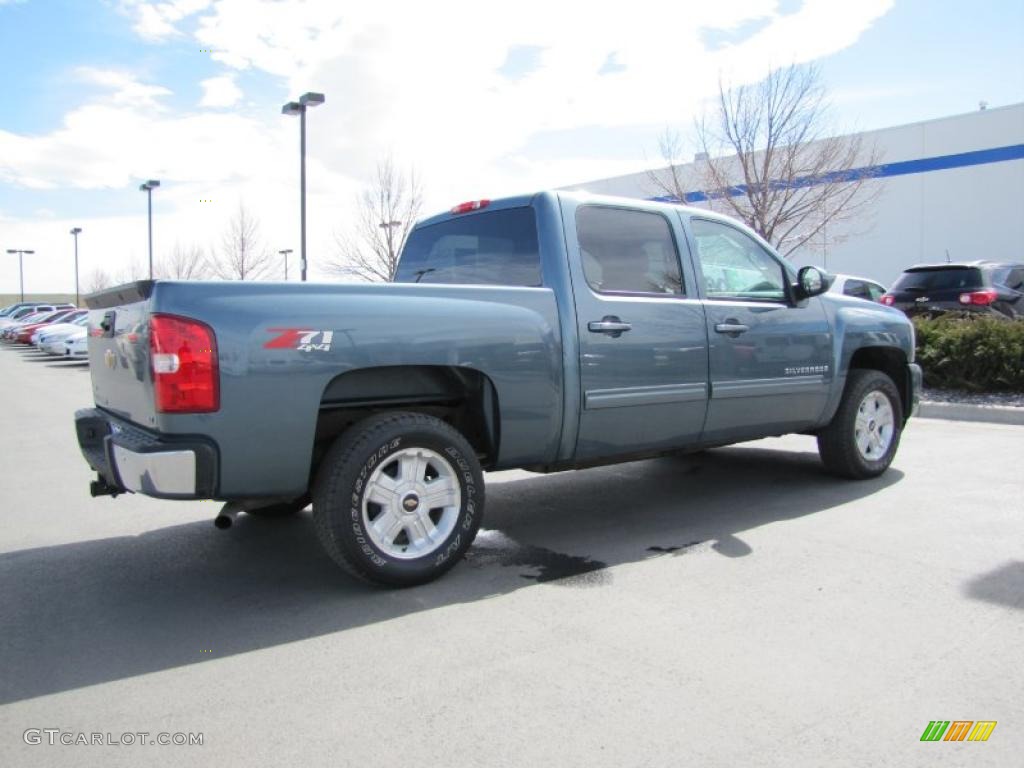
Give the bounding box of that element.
[313,413,484,587]
[818,369,903,479]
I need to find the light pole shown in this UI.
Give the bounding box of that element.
[279,248,293,281]
[6,249,34,302]
[70,227,82,305]
[282,92,325,282]
[139,179,160,279]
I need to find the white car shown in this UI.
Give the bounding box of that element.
[35,315,89,352]
[827,274,886,302]
[63,332,88,359]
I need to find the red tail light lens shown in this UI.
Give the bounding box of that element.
[880,294,896,306]
[958,289,997,306]
[450,199,490,214]
[150,314,219,413]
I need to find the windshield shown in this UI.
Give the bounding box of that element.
[892,267,983,292]
[395,207,541,287]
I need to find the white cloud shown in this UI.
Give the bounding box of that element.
[76,67,173,110]
[175,0,895,201]
[118,0,212,41]
[198,73,242,107]
[0,0,896,288]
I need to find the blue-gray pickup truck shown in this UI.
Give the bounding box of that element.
[76,191,922,585]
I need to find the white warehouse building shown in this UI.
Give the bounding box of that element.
[566,102,1024,287]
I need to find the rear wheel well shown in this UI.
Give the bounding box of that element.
[847,346,910,419]
[310,365,499,481]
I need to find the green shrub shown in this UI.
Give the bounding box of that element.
[913,314,1024,392]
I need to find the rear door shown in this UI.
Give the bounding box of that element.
[561,199,709,460]
[684,216,832,444]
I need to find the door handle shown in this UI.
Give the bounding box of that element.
[714,321,750,336]
[588,316,632,338]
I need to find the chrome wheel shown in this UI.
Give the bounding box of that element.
[854,390,895,461]
[362,447,461,560]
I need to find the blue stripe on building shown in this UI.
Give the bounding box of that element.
[649,143,1024,204]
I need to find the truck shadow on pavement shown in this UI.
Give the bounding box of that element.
[963,561,1024,610]
[0,445,902,704]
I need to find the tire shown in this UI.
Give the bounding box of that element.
[817,369,903,479]
[246,494,311,518]
[312,412,484,587]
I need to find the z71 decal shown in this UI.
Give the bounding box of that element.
[264,328,334,352]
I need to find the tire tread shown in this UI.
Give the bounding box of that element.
[817,369,903,479]
[312,411,479,586]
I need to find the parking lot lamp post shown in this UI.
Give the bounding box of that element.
[139,180,160,279]
[279,249,293,281]
[6,249,34,302]
[70,228,82,305]
[281,92,325,282]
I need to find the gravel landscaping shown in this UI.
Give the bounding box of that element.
[921,387,1024,408]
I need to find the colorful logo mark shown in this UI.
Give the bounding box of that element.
[920,721,997,742]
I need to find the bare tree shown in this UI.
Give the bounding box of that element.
[650,63,880,258]
[157,242,207,280]
[327,156,423,282]
[207,203,272,280]
[84,269,114,294]
[114,260,146,284]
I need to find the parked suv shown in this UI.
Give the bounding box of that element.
[881,261,1024,318]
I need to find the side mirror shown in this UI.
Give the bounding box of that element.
[795,266,832,300]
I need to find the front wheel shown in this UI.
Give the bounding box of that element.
[817,369,903,479]
[312,412,484,587]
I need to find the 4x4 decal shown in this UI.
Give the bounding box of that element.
[264,328,334,352]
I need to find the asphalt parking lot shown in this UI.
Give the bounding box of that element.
[0,343,1021,767]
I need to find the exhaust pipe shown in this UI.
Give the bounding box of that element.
[214,502,244,530]
[90,476,123,498]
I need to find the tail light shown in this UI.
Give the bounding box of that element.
[150,314,219,413]
[958,289,997,306]
[450,199,490,214]
[880,294,896,306]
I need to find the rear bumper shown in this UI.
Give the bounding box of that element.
[74,408,218,499]
[908,363,922,420]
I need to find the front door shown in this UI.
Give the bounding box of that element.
[684,216,833,444]
[562,201,709,460]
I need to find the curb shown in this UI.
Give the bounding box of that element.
[918,401,1024,425]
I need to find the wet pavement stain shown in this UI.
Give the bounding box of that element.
[466,530,610,586]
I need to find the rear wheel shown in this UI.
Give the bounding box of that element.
[313,412,484,587]
[817,369,903,479]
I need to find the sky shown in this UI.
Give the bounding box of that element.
[1,0,1022,294]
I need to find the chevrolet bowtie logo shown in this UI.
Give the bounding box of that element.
[104,349,116,369]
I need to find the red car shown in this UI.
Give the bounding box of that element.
[12,309,81,344]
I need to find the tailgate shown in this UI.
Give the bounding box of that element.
[85,281,158,429]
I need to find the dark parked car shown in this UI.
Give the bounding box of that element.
[881,261,1024,318]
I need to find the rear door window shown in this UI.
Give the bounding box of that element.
[575,206,684,295]
[394,207,540,286]
[994,267,1024,290]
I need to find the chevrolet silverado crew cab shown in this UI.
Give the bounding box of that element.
[76,191,922,586]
